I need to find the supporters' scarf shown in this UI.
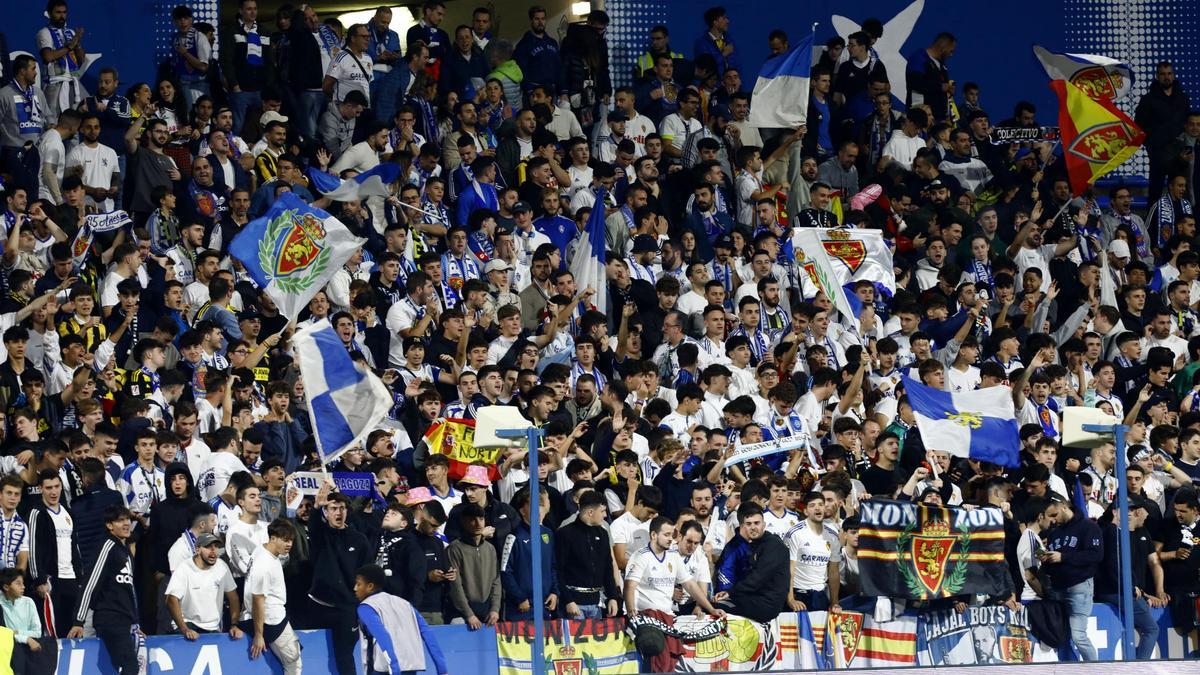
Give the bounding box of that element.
[970,258,993,291]
[1110,209,1150,260]
[242,23,263,67]
[712,260,734,294]
[15,81,41,134]
[869,114,892,165]
[47,25,79,74]
[412,97,439,145]
[627,614,727,642]
[71,210,132,271]
[699,209,723,241]
[1037,399,1058,438]
[173,27,202,78]
[1177,308,1197,337]
[317,25,340,56]
[1154,194,1193,249]
[1075,220,1102,262]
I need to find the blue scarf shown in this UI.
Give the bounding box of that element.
[1154,194,1193,249]
[317,25,340,56]
[47,24,79,73]
[173,27,202,79]
[1110,209,1150,260]
[243,24,263,67]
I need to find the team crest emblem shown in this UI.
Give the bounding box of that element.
[896,509,971,598]
[1067,122,1136,164]
[822,230,866,274]
[259,209,331,293]
[72,235,90,259]
[999,635,1033,663]
[194,190,217,217]
[827,611,865,666]
[1070,66,1120,100]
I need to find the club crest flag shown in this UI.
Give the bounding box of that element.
[858,500,1009,601]
[229,192,365,321]
[1033,45,1133,101]
[1051,79,1145,196]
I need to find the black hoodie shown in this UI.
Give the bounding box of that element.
[146,462,202,575]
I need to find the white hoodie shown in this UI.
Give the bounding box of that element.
[881,129,926,170]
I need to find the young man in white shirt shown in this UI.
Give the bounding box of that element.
[624,516,724,673]
[225,484,268,579]
[610,485,662,572]
[117,429,165,529]
[945,335,982,393]
[66,113,120,211]
[763,475,801,538]
[243,519,301,674]
[197,427,248,503]
[1007,215,1079,292]
[165,533,241,638]
[659,384,703,444]
[786,492,842,612]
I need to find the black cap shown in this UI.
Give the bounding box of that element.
[632,235,659,253]
[607,110,628,123]
[714,234,734,249]
[237,309,262,322]
[511,201,533,214]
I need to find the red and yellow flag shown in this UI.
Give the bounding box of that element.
[1052,79,1145,195]
[421,418,503,482]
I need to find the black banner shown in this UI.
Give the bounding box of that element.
[858,500,1011,600]
[989,126,1061,144]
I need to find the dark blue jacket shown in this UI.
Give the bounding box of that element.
[1044,509,1104,590]
[254,418,307,474]
[72,483,124,570]
[499,519,558,613]
[693,31,739,76]
[513,31,561,95]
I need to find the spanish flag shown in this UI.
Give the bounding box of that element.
[1052,79,1145,195]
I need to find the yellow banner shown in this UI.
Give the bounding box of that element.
[496,619,639,674]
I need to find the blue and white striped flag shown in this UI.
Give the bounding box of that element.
[748,33,814,129]
[229,192,364,321]
[308,163,402,202]
[568,187,608,316]
[294,320,393,464]
[902,377,1020,467]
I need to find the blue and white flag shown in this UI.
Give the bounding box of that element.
[748,33,815,129]
[293,320,393,464]
[308,163,402,202]
[229,192,365,321]
[568,187,607,316]
[1033,45,1134,100]
[902,377,1020,467]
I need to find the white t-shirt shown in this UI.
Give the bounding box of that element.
[66,142,120,212]
[326,50,374,104]
[198,452,248,502]
[37,130,66,201]
[945,365,981,393]
[786,522,841,591]
[734,170,761,226]
[243,546,287,625]
[165,557,236,631]
[225,517,269,577]
[763,508,801,539]
[168,531,198,572]
[1016,527,1042,602]
[659,114,702,151]
[610,511,650,559]
[386,298,424,367]
[1013,244,1056,292]
[626,546,692,613]
[47,505,75,579]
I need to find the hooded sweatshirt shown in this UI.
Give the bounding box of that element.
[146,462,201,575]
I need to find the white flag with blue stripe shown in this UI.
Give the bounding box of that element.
[902,377,1020,467]
[748,33,814,129]
[294,320,393,464]
[308,163,402,201]
[568,187,607,317]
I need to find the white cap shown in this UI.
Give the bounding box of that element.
[1108,239,1131,258]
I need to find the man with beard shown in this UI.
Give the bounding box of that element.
[1101,186,1154,266]
[66,113,120,212]
[204,130,251,192]
[1149,174,1194,255]
[442,100,489,172]
[615,87,656,156]
[37,1,87,120]
[1007,212,1080,292]
[77,67,131,163]
[684,183,734,262]
[180,155,228,239]
[909,149,961,205]
[794,181,838,228]
[212,187,250,255]
[123,114,181,224]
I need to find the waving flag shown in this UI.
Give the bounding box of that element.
[308,163,402,201]
[293,320,393,464]
[902,376,1019,467]
[1033,45,1133,100]
[1052,79,1145,195]
[748,33,814,129]
[229,192,365,321]
[568,187,607,317]
[792,229,862,333]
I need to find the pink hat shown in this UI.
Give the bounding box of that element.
[404,487,433,506]
[849,184,884,211]
[459,464,493,488]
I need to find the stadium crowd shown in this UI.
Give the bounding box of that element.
[0,0,1198,673]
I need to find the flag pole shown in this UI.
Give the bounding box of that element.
[394,198,450,224]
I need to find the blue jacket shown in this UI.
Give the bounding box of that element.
[714,533,753,593]
[254,418,307,474]
[499,520,558,612]
[693,32,739,75]
[513,31,562,95]
[1044,509,1104,590]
